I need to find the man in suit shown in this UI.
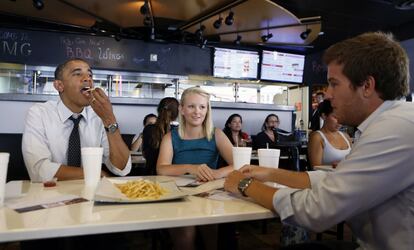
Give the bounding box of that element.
[308,91,324,131]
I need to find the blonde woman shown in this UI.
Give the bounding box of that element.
[157,87,234,181]
[157,87,234,250]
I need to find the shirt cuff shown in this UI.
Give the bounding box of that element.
[36,162,61,183]
[105,156,132,176]
[273,187,301,221]
[307,170,328,187]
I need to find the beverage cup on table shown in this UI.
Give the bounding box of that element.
[0,153,10,207]
[232,147,252,170]
[258,148,280,168]
[81,147,103,188]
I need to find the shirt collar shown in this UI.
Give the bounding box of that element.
[356,100,394,135]
[57,100,89,122]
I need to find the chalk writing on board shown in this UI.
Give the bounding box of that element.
[60,35,125,61]
[0,30,32,57]
[98,47,125,61]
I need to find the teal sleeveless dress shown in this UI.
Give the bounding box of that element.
[171,127,218,169]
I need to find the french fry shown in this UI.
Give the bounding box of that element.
[115,180,168,199]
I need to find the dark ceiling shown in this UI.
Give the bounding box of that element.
[271,0,414,52]
[0,0,414,54]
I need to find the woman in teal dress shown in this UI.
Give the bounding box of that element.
[157,86,233,181]
[157,87,234,250]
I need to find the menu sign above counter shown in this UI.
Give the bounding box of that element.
[213,48,259,79]
[261,50,305,83]
[0,27,210,75]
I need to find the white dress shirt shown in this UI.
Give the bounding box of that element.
[22,100,131,182]
[274,101,414,250]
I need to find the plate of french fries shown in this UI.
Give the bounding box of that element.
[94,177,187,203]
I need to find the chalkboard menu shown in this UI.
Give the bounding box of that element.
[213,48,259,79]
[303,50,327,85]
[0,28,211,75]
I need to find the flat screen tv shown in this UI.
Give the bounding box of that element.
[260,50,305,83]
[213,48,259,79]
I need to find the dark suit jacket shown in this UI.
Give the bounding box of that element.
[309,109,321,131]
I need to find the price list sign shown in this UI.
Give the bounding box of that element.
[214,48,259,79]
[261,50,305,83]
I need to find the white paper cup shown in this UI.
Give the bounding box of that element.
[81,147,103,188]
[232,147,252,170]
[258,149,280,168]
[0,153,10,207]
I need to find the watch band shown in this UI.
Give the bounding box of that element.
[238,177,253,197]
[105,122,119,134]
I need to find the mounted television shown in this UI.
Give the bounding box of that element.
[261,50,305,83]
[213,48,259,79]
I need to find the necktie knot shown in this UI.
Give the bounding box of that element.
[69,115,82,126]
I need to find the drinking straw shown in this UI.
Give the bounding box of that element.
[266,143,269,149]
[236,135,239,147]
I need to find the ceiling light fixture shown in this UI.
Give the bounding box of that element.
[195,24,206,41]
[234,35,242,45]
[225,11,234,26]
[32,0,44,10]
[200,39,208,49]
[261,32,273,43]
[300,27,312,40]
[213,15,223,29]
[140,0,149,15]
[143,16,151,26]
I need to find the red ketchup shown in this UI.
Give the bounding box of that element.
[43,180,57,187]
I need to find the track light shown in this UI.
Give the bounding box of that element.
[225,11,234,26]
[300,28,312,40]
[213,16,223,29]
[234,35,242,45]
[143,16,151,26]
[200,39,208,49]
[195,24,206,40]
[261,33,273,42]
[32,0,44,10]
[140,0,149,15]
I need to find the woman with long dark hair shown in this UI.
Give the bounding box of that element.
[142,97,179,175]
[223,113,250,147]
[308,99,352,168]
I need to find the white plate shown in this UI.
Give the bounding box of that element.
[94,177,187,203]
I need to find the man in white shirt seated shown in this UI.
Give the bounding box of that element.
[22,58,131,182]
[225,32,414,249]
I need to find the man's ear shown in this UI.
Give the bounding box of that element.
[362,76,376,97]
[53,80,64,93]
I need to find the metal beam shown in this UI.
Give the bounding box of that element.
[210,20,321,36]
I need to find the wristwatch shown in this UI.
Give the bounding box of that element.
[105,122,119,134]
[238,177,253,197]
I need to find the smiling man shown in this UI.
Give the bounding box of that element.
[225,32,414,249]
[22,58,131,182]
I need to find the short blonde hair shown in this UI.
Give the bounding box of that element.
[179,87,214,140]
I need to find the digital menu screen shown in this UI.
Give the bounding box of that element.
[261,50,305,83]
[213,48,259,79]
